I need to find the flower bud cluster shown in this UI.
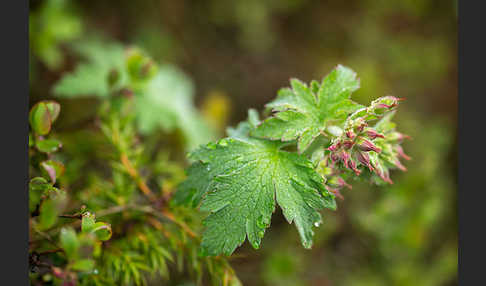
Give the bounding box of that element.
[367,126,411,184]
[324,96,410,188]
[327,118,382,176]
[316,157,351,200]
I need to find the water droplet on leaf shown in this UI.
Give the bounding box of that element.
[258,230,264,238]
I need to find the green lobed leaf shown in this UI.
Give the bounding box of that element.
[251,65,362,153]
[172,161,212,208]
[134,65,216,150]
[184,113,335,256]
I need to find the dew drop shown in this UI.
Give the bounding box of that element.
[207,142,217,149]
[219,139,228,146]
[251,240,261,249]
[256,215,270,228]
[258,230,265,238]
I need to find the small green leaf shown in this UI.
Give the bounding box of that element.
[39,199,57,230]
[60,227,80,260]
[81,212,96,233]
[80,212,111,241]
[45,101,61,123]
[40,160,65,183]
[29,189,41,213]
[29,102,52,135]
[29,177,50,212]
[126,48,158,83]
[92,222,112,241]
[36,139,62,153]
[71,259,95,271]
[39,191,67,230]
[29,177,50,192]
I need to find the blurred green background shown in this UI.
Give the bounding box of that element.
[29,0,457,285]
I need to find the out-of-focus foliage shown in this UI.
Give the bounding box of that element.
[53,39,126,98]
[29,0,457,285]
[53,38,216,151]
[29,0,82,70]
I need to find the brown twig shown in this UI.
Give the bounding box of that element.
[95,204,199,240]
[58,214,82,219]
[38,248,64,255]
[160,209,198,239]
[118,151,199,239]
[120,154,157,202]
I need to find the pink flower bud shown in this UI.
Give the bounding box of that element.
[52,267,64,279]
[357,138,382,153]
[328,143,340,151]
[365,129,385,139]
[346,130,355,139]
[373,96,403,109]
[376,168,393,184]
[356,151,373,171]
[382,172,393,184]
[348,159,361,176]
[395,145,411,160]
[337,177,352,189]
[396,132,412,141]
[330,153,339,163]
[356,123,367,132]
[342,140,354,149]
[340,151,350,168]
[394,159,407,171]
[326,186,344,200]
